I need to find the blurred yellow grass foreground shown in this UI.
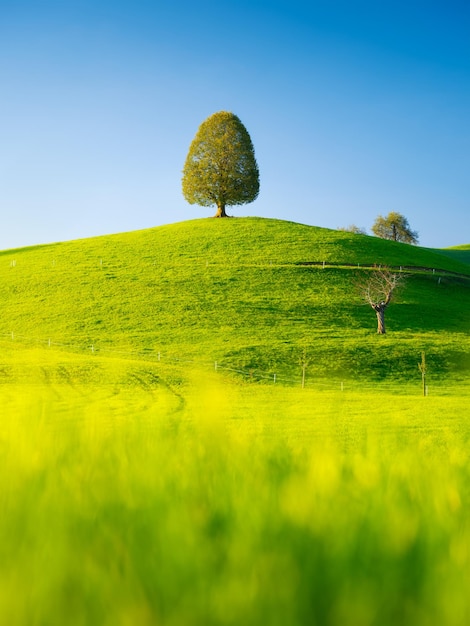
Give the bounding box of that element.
[1,345,470,625]
[1,218,470,624]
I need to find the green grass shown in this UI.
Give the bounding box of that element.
[1,347,470,625]
[1,218,470,624]
[436,244,470,266]
[1,218,469,383]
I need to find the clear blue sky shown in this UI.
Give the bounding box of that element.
[1,0,468,250]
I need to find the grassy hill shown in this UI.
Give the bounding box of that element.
[2,217,470,626]
[1,217,469,384]
[436,244,470,266]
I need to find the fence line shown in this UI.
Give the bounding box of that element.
[4,253,470,280]
[294,261,470,280]
[0,330,460,396]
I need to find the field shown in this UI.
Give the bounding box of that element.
[2,218,470,383]
[1,218,470,624]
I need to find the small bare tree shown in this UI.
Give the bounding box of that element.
[356,267,404,334]
[299,350,311,389]
[418,352,427,396]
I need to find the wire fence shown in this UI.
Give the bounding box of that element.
[295,260,470,278]
[1,330,463,396]
[3,249,470,279]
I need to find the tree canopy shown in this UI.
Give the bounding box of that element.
[338,224,367,235]
[182,111,259,217]
[371,212,419,245]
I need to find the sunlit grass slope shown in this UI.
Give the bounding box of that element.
[437,243,470,266]
[1,345,470,626]
[1,217,469,382]
[1,218,470,626]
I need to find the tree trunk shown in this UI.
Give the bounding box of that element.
[374,305,386,334]
[214,204,228,218]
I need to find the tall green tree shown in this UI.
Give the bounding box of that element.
[371,212,419,244]
[182,111,260,217]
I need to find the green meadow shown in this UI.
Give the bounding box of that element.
[2,218,469,381]
[1,218,470,624]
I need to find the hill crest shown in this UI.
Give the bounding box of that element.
[2,217,470,275]
[1,217,469,384]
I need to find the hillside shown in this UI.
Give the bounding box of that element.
[436,244,470,266]
[1,217,469,383]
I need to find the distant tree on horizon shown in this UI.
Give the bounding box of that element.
[182,111,260,218]
[338,224,367,235]
[371,212,419,245]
